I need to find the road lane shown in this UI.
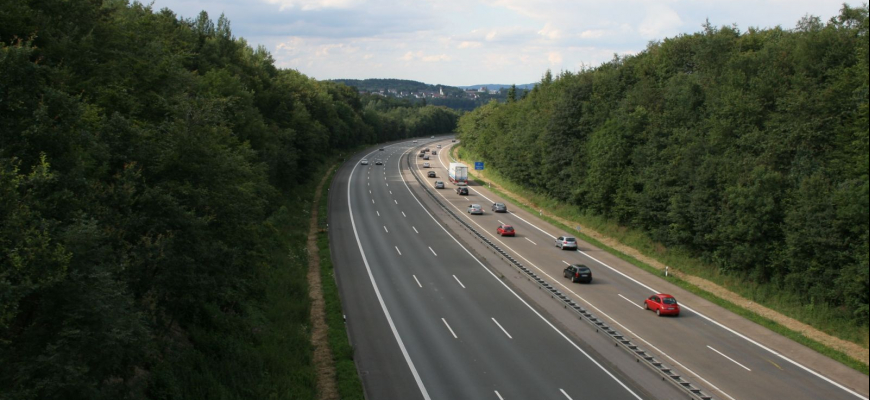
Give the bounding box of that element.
[424,139,869,400]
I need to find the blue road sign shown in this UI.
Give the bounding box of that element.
[474,161,484,170]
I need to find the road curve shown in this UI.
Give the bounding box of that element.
[328,139,691,400]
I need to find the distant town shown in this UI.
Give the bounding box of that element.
[331,79,535,110]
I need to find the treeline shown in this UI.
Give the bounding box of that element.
[0,1,455,399]
[361,94,460,138]
[458,7,869,324]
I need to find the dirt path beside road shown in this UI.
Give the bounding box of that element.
[307,166,339,400]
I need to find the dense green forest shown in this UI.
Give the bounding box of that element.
[458,7,869,326]
[0,1,456,399]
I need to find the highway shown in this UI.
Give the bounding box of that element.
[328,137,870,400]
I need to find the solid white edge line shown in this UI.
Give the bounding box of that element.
[442,141,866,400]
[577,250,869,400]
[347,148,432,400]
[399,155,644,400]
[492,318,513,339]
[452,275,465,289]
[618,294,644,309]
[707,346,752,372]
[442,318,458,339]
[413,275,422,288]
[560,388,574,400]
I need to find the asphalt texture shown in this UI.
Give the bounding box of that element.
[329,137,869,400]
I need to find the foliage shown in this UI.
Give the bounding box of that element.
[458,6,870,326]
[0,1,456,399]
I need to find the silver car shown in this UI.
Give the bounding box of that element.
[555,236,578,250]
[423,162,430,168]
[434,181,445,189]
[467,204,483,215]
[361,159,369,165]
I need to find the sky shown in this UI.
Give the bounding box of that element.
[151,0,857,86]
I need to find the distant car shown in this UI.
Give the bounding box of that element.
[423,162,430,168]
[563,264,592,283]
[431,135,434,138]
[361,159,369,165]
[492,203,507,213]
[375,160,383,165]
[427,171,436,178]
[496,224,515,236]
[379,148,385,151]
[437,144,442,148]
[418,152,425,157]
[413,140,418,143]
[431,150,437,155]
[555,236,577,250]
[644,294,680,317]
[468,204,483,215]
[420,149,426,153]
[451,139,456,142]
[456,186,468,195]
[423,155,430,160]
[434,181,445,189]
[423,148,430,152]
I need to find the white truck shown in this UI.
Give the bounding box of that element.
[448,163,468,186]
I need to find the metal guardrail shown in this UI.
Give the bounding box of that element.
[405,150,714,400]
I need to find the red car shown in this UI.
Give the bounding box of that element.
[644,294,680,317]
[496,224,515,236]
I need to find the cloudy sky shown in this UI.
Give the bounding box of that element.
[152,0,856,86]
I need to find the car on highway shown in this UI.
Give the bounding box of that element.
[431,150,437,155]
[431,135,434,138]
[434,181,445,189]
[451,139,456,142]
[492,203,507,213]
[423,155,430,160]
[379,148,385,151]
[423,148,429,152]
[413,140,418,143]
[423,162,430,168]
[361,159,369,165]
[437,144,441,148]
[563,264,592,283]
[496,224,515,236]
[555,236,577,250]
[418,152,425,157]
[427,171,436,178]
[375,160,383,165]
[456,186,468,195]
[644,294,680,316]
[468,204,483,215]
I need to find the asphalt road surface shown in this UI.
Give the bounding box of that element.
[329,137,869,400]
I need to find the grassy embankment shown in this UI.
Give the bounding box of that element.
[454,145,869,375]
[316,162,366,399]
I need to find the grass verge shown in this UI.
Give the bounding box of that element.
[317,158,366,399]
[454,145,869,376]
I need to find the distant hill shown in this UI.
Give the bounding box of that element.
[329,78,519,111]
[329,78,461,94]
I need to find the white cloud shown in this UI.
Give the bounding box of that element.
[537,23,561,40]
[579,29,604,39]
[153,0,855,85]
[458,41,483,49]
[265,0,361,11]
[638,4,683,38]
